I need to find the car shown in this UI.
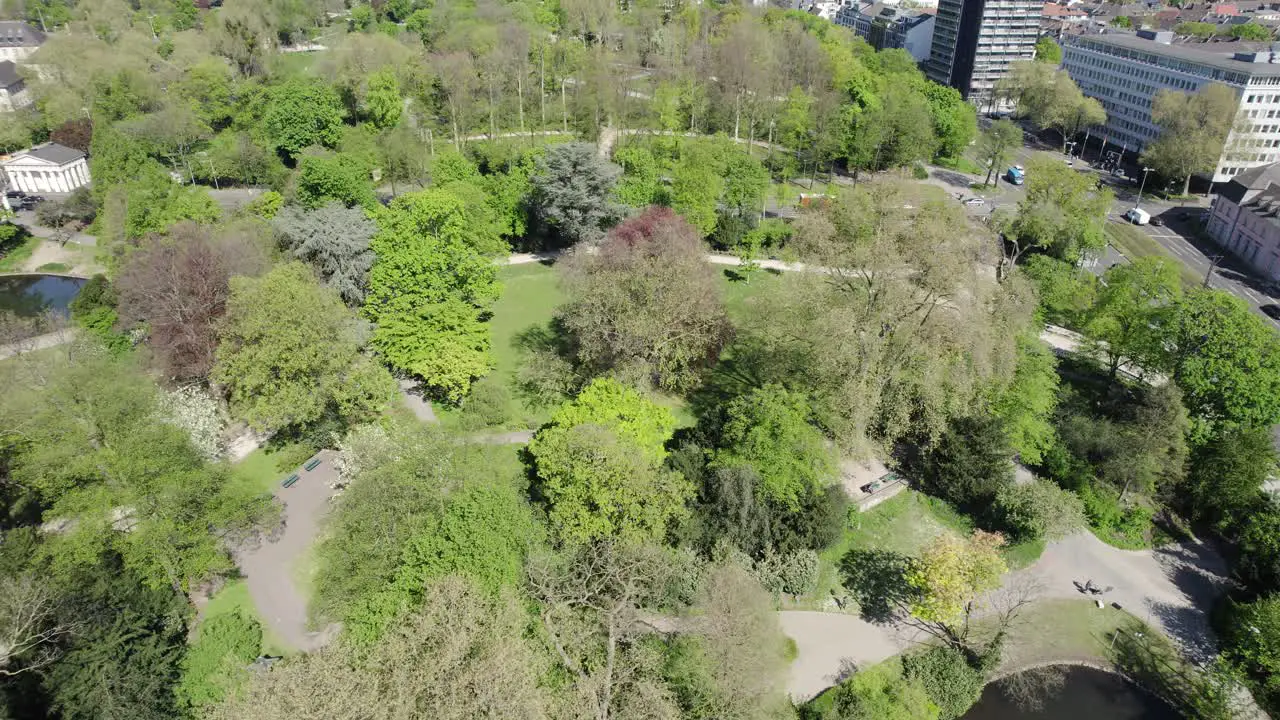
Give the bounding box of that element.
[1262,304,1280,321]
[1262,281,1280,297]
[963,197,986,206]
[1150,217,1164,227]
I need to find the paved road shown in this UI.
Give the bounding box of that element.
[778,532,1232,702]
[0,327,74,360]
[234,450,341,652]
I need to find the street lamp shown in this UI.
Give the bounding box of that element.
[1136,166,1155,208]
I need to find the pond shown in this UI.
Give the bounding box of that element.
[0,273,85,318]
[961,666,1182,720]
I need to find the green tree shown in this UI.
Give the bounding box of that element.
[991,335,1060,465]
[612,145,662,207]
[1142,83,1239,196]
[1084,257,1182,381]
[921,415,1015,508]
[1034,36,1062,64]
[365,189,501,401]
[670,146,725,236]
[364,67,403,129]
[295,151,377,209]
[1174,21,1217,39]
[262,78,346,159]
[914,79,977,161]
[345,481,539,643]
[1232,22,1273,40]
[528,379,690,544]
[713,384,835,511]
[213,262,396,433]
[1022,254,1098,324]
[997,157,1113,272]
[1111,15,1133,28]
[1167,288,1280,428]
[977,119,1021,187]
[530,142,621,245]
[1185,425,1274,530]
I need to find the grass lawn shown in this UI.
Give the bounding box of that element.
[35,262,71,273]
[936,154,986,176]
[231,447,290,495]
[994,598,1147,671]
[1105,221,1202,288]
[201,579,290,657]
[0,234,39,272]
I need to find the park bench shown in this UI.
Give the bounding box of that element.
[281,474,299,488]
[304,457,322,471]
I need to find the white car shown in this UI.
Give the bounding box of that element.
[963,197,986,207]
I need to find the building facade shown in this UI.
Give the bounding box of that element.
[926,0,1042,104]
[0,61,31,112]
[834,3,937,61]
[1062,31,1280,182]
[0,21,44,64]
[1207,163,1280,280]
[1,144,90,194]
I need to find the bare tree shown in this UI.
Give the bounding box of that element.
[526,542,680,720]
[0,573,74,676]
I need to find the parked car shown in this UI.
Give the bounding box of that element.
[1150,217,1164,227]
[1124,207,1151,226]
[1261,304,1280,321]
[963,197,986,207]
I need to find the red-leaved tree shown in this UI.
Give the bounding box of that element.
[116,224,234,380]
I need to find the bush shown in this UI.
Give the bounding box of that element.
[912,164,930,180]
[458,377,513,431]
[812,663,940,720]
[991,480,1085,542]
[753,548,820,598]
[920,415,1015,509]
[271,442,318,473]
[176,611,262,711]
[901,646,983,720]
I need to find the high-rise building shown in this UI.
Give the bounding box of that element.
[926,0,1042,104]
[1062,31,1280,182]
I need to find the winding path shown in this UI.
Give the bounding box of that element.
[777,532,1232,702]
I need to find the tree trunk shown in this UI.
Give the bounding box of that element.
[733,92,741,140]
[1183,173,1191,196]
[517,74,525,133]
[539,49,546,129]
[561,80,569,132]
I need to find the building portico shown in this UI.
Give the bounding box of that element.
[1,143,90,194]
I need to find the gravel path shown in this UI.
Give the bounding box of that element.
[235,451,340,652]
[778,532,1231,702]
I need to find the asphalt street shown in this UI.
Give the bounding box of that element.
[940,130,1280,330]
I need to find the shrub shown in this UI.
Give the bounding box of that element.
[912,164,930,180]
[458,377,513,431]
[176,611,262,711]
[901,646,983,720]
[991,480,1086,541]
[813,662,940,720]
[753,548,820,598]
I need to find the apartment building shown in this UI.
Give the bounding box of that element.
[833,3,937,62]
[926,0,1043,104]
[1207,162,1280,280]
[1062,31,1280,182]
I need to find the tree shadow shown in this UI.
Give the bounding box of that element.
[839,548,917,624]
[510,318,582,410]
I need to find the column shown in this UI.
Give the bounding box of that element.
[55,170,68,193]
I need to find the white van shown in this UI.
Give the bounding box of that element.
[1124,207,1150,226]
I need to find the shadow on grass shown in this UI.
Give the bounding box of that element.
[838,547,917,624]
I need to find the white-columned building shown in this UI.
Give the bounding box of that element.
[1063,31,1280,182]
[1,143,90,194]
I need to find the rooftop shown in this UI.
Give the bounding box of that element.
[1068,31,1280,77]
[1220,162,1280,203]
[0,21,44,48]
[0,60,22,88]
[14,143,86,166]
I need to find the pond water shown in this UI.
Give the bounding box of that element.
[961,666,1182,720]
[0,274,85,318]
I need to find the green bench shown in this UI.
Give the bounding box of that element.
[281,474,300,488]
[304,457,322,472]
